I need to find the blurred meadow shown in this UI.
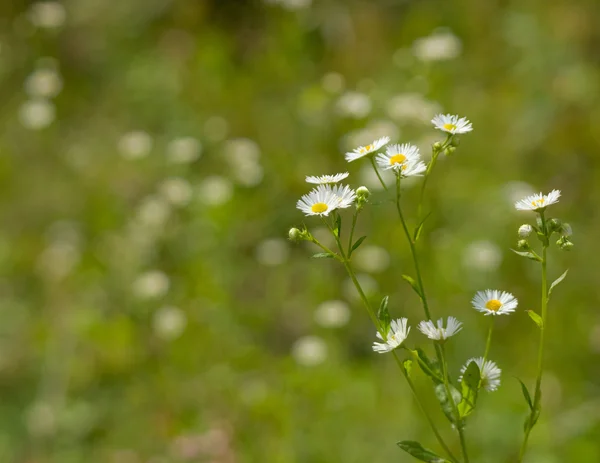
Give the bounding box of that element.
[1,0,600,462]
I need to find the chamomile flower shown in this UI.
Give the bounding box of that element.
[296,185,341,217]
[418,316,463,341]
[344,136,390,162]
[460,357,502,392]
[472,289,518,316]
[372,318,410,354]
[398,159,427,178]
[375,143,421,171]
[305,172,349,184]
[514,189,561,212]
[432,114,473,134]
[330,184,357,209]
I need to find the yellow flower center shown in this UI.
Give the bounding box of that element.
[485,299,503,312]
[311,202,328,213]
[531,198,545,207]
[359,144,372,154]
[389,153,406,165]
[443,123,457,131]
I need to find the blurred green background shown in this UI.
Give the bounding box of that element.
[1,0,599,462]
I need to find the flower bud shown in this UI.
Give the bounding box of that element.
[432,141,443,152]
[518,224,533,238]
[561,223,573,237]
[449,136,460,147]
[557,236,574,251]
[548,218,562,233]
[517,239,530,251]
[444,146,456,156]
[356,186,370,199]
[288,227,302,242]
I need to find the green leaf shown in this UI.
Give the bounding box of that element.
[350,236,367,254]
[548,269,568,299]
[402,274,422,298]
[516,377,533,411]
[458,360,480,418]
[413,211,433,242]
[527,310,543,329]
[311,252,334,259]
[511,249,542,262]
[397,440,450,463]
[434,383,461,424]
[403,359,413,377]
[412,348,442,384]
[377,296,390,334]
[334,214,342,237]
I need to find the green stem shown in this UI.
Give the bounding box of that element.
[518,213,549,462]
[347,210,359,257]
[417,135,452,219]
[370,156,388,191]
[482,317,495,363]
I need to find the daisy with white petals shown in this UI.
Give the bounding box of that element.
[305,172,349,184]
[296,185,342,217]
[344,136,390,162]
[460,357,502,392]
[331,184,357,209]
[472,289,518,316]
[432,114,473,134]
[397,160,427,178]
[514,189,561,212]
[372,318,410,354]
[376,143,421,171]
[418,316,463,341]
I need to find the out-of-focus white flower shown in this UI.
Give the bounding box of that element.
[224,138,261,164]
[460,357,502,392]
[314,300,350,328]
[412,31,462,62]
[472,289,518,316]
[515,190,561,212]
[198,176,233,206]
[345,136,389,162]
[19,99,55,129]
[432,114,473,134]
[255,238,290,266]
[462,240,503,272]
[372,318,410,353]
[133,270,170,299]
[204,116,228,142]
[25,401,57,437]
[518,224,533,238]
[159,177,193,206]
[387,93,441,123]
[292,336,327,366]
[336,91,372,119]
[36,242,80,280]
[166,137,202,164]
[153,306,187,340]
[118,131,153,159]
[29,2,66,29]
[305,172,349,184]
[24,67,63,98]
[353,245,390,273]
[418,316,462,341]
[343,273,378,301]
[322,72,345,93]
[503,181,535,205]
[136,196,171,227]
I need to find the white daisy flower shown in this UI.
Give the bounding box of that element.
[398,159,427,178]
[296,185,341,217]
[472,289,518,316]
[514,189,561,212]
[344,136,390,162]
[331,184,357,209]
[372,318,410,354]
[375,143,421,171]
[460,357,502,392]
[417,316,463,341]
[305,172,349,184]
[432,114,473,134]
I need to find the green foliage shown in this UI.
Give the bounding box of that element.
[458,361,480,418]
[397,440,450,462]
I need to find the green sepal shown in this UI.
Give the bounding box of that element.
[511,249,542,262]
[402,274,423,298]
[548,269,568,300]
[397,440,450,463]
[458,360,480,418]
[526,310,543,329]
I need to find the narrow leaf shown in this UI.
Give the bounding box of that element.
[377,296,390,334]
[458,361,480,418]
[527,310,543,329]
[335,214,342,237]
[402,274,422,298]
[516,377,533,411]
[548,269,568,299]
[511,249,542,262]
[434,383,461,424]
[350,235,367,253]
[413,211,433,242]
[311,252,334,259]
[412,348,442,384]
[397,440,450,463]
[403,359,413,377]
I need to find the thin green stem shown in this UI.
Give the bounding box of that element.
[482,317,495,363]
[370,156,388,191]
[347,210,359,257]
[417,135,452,219]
